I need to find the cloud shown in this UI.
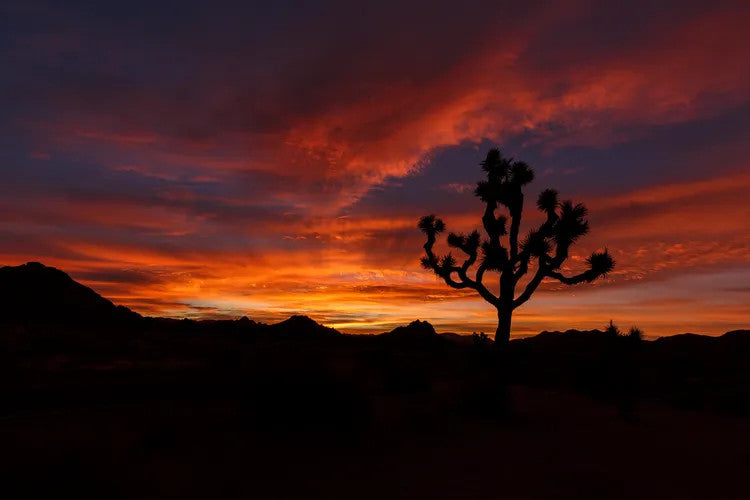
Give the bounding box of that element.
[1,0,750,335]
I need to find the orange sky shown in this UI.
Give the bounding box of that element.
[2,1,750,336]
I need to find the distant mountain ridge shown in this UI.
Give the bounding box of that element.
[376,320,448,348]
[267,314,341,339]
[1,262,747,345]
[381,320,437,338]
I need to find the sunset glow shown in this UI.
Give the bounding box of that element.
[2,1,750,336]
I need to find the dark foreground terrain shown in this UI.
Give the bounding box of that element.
[2,262,750,499]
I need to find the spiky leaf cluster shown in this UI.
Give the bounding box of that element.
[439,253,457,273]
[479,211,508,239]
[447,230,481,255]
[521,230,552,257]
[481,241,508,270]
[586,249,615,277]
[554,201,589,246]
[536,188,559,214]
[420,255,438,271]
[479,148,535,187]
[475,148,535,210]
[418,214,445,236]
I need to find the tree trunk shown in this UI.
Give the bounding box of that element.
[495,269,515,347]
[493,305,512,418]
[495,307,512,346]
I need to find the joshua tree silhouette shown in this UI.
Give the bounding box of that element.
[418,148,614,346]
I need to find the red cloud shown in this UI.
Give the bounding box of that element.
[3,1,750,336]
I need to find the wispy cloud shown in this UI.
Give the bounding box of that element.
[1,0,749,335]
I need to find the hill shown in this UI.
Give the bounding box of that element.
[0,262,141,325]
[374,319,448,349]
[2,261,749,357]
[267,314,341,339]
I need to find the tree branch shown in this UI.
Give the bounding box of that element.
[508,204,521,261]
[482,201,499,245]
[461,251,477,273]
[437,266,500,306]
[511,203,558,268]
[421,224,500,307]
[546,269,599,285]
[467,263,500,306]
[512,263,547,309]
[441,269,474,289]
[514,255,528,283]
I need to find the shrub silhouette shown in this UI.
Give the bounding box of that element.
[627,326,644,342]
[419,148,614,346]
[610,322,643,419]
[472,332,492,349]
[605,319,621,337]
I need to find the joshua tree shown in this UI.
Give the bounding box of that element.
[418,148,614,346]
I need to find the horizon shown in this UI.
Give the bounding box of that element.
[2,1,750,337]
[1,260,743,340]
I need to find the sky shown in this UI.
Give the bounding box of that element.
[1,0,749,337]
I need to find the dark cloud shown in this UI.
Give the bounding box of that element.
[1,0,749,334]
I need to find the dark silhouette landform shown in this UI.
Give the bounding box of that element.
[2,261,750,499]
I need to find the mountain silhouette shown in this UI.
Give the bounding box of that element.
[718,329,750,349]
[653,332,716,348]
[514,328,608,346]
[0,262,141,325]
[438,331,475,346]
[2,262,747,351]
[377,319,448,349]
[2,264,750,499]
[267,314,341,339]
[381,319,437,338]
